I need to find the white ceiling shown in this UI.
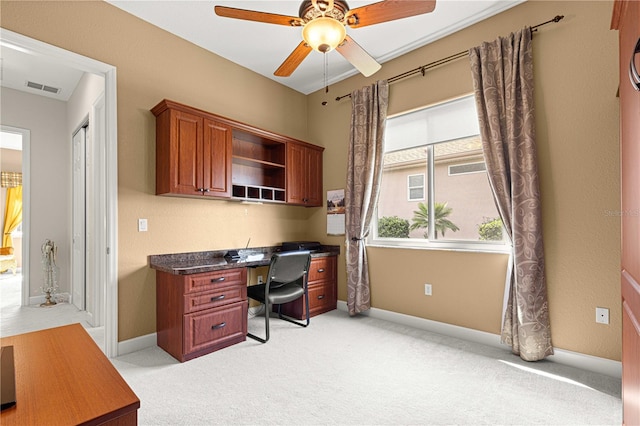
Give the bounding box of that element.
[0,1,524,101]
[106,0,524,94]
[0,41,85,101]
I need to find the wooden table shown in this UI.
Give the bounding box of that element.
[0,324,140,425]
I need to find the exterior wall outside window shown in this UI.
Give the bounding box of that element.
[378,138,500,241]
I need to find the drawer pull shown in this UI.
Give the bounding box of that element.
[317,268,325,273]
[211,277,226,283]
[210,294,225,302]
[317,294,325,300]
[211,322,226,330]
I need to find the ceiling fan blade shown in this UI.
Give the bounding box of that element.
[214,6,304,26]
[345,0,436,29]
[274,41,313,77]
[335,35,382,77]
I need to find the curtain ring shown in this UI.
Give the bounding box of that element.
[629,38,640,91]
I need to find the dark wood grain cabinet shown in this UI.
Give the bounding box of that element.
[153,100,232,198]
[152,99,323,206]
[156,267,247,362]
[278,255,337,319]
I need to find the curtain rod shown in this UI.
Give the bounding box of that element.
[331,14,565,103]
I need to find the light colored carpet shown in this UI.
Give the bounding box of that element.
[112,310,621,426]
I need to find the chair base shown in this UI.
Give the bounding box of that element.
[246,302,310,343]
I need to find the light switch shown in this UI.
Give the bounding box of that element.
[138,218,148,232]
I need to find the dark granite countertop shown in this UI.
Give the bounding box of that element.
[149,245,340,275]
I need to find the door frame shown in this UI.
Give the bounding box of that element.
[72,123,87,312]
[1,29,120,358]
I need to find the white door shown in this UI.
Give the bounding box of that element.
[72,125,87,311]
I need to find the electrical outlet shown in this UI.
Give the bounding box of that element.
[257,275,263,284]
[424,284,432,296]
[595,307,609,324]
[138,218,148,232]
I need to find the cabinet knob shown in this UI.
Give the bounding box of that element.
[211,277,226,283]
[210,294,225,302]
[317,268,325,273]
[317,294,325,300]
[211,322,226,330]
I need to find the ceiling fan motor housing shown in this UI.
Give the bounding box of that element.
[299,0,349,23]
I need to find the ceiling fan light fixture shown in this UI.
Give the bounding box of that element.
[302,17,346,53]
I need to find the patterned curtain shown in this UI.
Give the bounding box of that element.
[345,80,389,316]
[469,28,553,361]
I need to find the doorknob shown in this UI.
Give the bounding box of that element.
[630,38,640,91]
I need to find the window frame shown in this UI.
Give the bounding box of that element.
[370,95,511,254]
[407,173,425,201]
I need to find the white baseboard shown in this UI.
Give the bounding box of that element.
[118,332,157,356]
[337,301,621,378]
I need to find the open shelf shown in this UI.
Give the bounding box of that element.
[232,184,286,203]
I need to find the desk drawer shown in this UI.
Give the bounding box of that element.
[184,301,247,355]
[308,282,336,314]
[308,257,335,283]
[184,284,247,314]
[185,268,246,294]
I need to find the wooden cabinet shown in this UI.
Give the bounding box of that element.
[156,267,247,362]
[612,2,640,424]
[152,99,323,206]
[286,141,323,207]
[278,255,337,319]
[0,324,140,426]
[153,100,232,198]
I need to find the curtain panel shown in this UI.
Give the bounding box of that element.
[3,185,23,248]
[345,80,389,316]
[469,28,553,361]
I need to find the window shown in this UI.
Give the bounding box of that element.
[407,174,424,201]
[372,95,507,251]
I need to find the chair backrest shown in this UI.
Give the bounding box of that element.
[267,251,311,287]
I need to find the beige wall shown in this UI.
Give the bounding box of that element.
[308,1,621,360]
[2,0,622,360]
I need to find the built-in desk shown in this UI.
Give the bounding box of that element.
[149,246,339,362]
[0,324,140,426]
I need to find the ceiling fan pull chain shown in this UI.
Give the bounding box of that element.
[324,52,329,93]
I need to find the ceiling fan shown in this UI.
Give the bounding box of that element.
[214,0,437,78]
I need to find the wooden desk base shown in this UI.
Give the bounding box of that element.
[0,324,140,426]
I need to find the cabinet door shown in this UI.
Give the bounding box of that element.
[286,142,323,206]
[286,142,306,205]
[305,146,323,207]
[202,119,232,198]
[169,109,203,196]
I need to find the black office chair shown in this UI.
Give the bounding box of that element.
[246,250,312,343]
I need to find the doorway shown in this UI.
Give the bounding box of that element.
[0,29,119,357]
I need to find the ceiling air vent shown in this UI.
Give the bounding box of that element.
[25,80,61,95]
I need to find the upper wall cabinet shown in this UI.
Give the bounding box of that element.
[152,99,324,207]
[153,100,232,198]
[287,141,323,207]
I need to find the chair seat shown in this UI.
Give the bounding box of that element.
[247,282,305,305]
